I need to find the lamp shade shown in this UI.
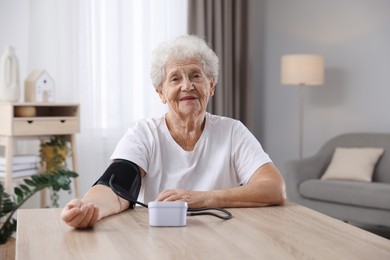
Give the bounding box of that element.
[281,54,324,86]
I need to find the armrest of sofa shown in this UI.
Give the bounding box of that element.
[285,154,328,202]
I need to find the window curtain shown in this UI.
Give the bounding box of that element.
[27,0,187,197]
[187,0,253,129]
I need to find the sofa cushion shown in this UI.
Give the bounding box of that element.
[321,147,384,182]
[299,179,390,210]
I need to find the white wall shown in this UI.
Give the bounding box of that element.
[252,0,390,176]
[0,0,30,97]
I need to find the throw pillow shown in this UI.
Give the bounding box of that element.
[321,147,384,182]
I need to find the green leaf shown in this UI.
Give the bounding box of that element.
[20,184,31,193]
[24,179,36,186]
[14,187,23,197]
[2,201,15,213]
[0,219,16,244]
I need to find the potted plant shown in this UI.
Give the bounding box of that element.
[0,169,78,256]
[39,136,71,207]
[40,136,69,172]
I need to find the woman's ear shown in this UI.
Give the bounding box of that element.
[155,86,166,104]
[209,79,216,96]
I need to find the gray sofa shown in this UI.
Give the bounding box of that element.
[285,132,390,227]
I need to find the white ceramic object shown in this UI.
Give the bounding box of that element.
[0,45,20,102]
[24,70,55,102]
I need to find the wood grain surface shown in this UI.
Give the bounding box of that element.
[16,203,390,259]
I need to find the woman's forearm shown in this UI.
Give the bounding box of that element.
[83,184,130,220]
[204,163,286,208]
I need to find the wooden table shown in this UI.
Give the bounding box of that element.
[16,203,390,259]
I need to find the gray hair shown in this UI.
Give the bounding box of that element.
[150,35,219,88]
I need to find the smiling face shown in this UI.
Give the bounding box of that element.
[156,58,215,120]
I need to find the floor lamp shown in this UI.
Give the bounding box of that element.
[281,54,324,159]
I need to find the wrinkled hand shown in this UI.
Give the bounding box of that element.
[61,199,100,228]
[156,189,207,208]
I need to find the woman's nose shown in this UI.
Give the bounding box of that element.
[181,77,193,91]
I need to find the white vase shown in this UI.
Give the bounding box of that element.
[0,45,20,102]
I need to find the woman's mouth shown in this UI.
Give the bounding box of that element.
[179,96,196,101]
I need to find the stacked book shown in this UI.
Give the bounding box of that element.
[0,155,40,178]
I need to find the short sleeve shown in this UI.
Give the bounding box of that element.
[231,121,272,185]
[110,121,152,173]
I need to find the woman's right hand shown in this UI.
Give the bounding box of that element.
[61,199,100,228]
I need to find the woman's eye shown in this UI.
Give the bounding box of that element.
[192,74,202,80]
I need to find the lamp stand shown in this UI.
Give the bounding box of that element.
[299,84,305,159]
[281,55,324,159]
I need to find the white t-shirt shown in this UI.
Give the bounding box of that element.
[110,113,271,203]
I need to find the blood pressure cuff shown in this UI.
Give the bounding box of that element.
[93,159,142,208]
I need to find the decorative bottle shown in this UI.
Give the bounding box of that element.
[0,45,20,102]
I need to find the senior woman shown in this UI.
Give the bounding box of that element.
[61,35,286,228]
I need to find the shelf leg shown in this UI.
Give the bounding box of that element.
[40,189,47,208]
[70,134,80,198]
[4,136,13,194]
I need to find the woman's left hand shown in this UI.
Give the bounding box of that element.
[156,189,208,208]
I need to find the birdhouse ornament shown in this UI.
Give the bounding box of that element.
[24,70,55,102]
